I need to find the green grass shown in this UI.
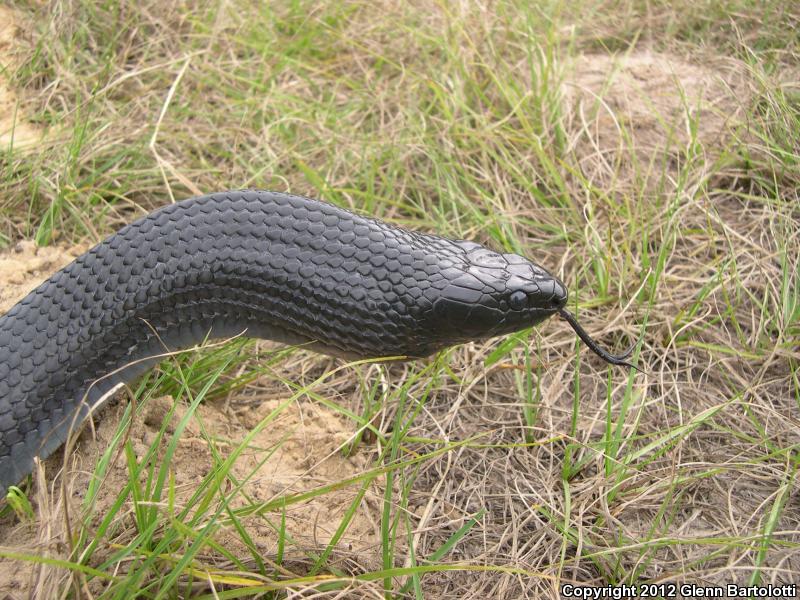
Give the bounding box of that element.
[1,0,799,597]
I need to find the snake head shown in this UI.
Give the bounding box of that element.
[426,241,568,347]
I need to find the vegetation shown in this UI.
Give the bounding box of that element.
[0,0,798,597]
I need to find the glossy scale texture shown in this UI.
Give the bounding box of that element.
[0,190,568,494]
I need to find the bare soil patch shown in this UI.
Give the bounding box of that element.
[0,241,86,312]
[0,6,44,150]
[562,51,751,188]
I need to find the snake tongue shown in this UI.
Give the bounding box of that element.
[558,309,644,373]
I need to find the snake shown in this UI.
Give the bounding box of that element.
[0,190,638,496]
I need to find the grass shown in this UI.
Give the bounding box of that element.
[0,0,799,597]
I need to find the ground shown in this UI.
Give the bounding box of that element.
[0,1,798,598]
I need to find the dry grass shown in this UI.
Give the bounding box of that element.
[0,0,798,598]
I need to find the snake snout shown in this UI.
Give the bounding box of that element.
[544,276,568,310]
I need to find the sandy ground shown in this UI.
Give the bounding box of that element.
[562,51,749,189]
[0,241,87,313]
[0,6,44,150]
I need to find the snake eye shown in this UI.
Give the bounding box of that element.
[508,290,527,310]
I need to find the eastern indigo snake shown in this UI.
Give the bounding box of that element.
[0,190,638,495]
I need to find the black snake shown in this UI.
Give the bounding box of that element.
[0,190,637,495]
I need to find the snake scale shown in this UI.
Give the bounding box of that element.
[0,190,637,495]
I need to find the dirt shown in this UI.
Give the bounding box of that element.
[0,6,44,150]
[0,241,87,312]
[562,51,750,188]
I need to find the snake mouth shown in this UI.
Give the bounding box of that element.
[558,308,644,372]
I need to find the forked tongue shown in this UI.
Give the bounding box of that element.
[559,309,644,373]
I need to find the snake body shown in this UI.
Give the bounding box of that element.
[0,190,578,495]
